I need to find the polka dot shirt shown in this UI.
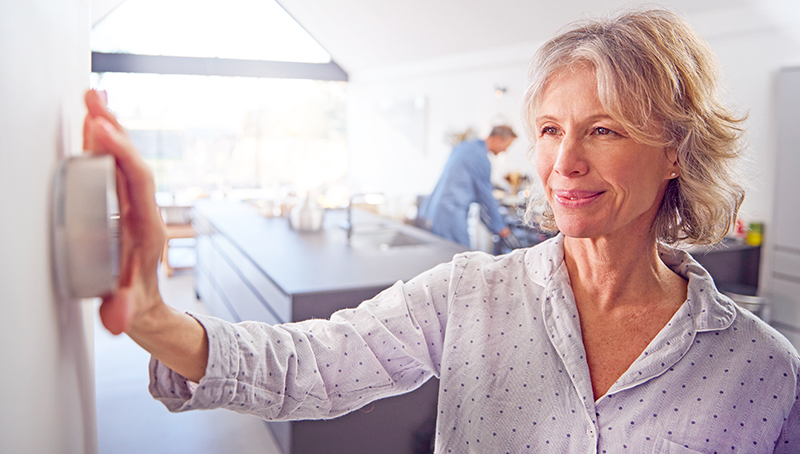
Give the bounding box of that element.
[150,235,800,453]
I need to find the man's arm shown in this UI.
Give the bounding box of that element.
[467,150,507,236]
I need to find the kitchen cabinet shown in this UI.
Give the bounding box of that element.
[192,200,466,454]
[770,68,800,345]
[688,239,761,295]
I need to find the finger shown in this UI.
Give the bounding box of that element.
[83,90,102,151]
[88,116,166,278]
[84,89,122,153]
[84,89,124,132]
[82,112,94,152]
[100,256,145,335]
[115,168,136,289]
[83,90,151,204]
[88,117,160,224]
[88,117,151,188]
[115,166,130,220]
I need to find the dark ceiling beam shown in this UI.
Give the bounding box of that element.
[91,52,348,81]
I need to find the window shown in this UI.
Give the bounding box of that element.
[91,0,330,63]
[91,0,348,205]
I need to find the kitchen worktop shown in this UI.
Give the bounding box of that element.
[193,198,466,298]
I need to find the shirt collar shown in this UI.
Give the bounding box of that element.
[657,243,737,332]
[523,234,565,288]
[524,234,737,332]
[526,234,739,398]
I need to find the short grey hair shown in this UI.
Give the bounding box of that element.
[522,8,746,245]
[488,125,518,140]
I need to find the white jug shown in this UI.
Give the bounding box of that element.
[289,196,325,231]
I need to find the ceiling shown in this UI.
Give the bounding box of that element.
[93,0,797,74]
[276,0,764,73]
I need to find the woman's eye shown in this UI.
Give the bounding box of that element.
[541,126,558,136]
[594,127,614,135]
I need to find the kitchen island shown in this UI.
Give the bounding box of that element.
[192,199,466,454]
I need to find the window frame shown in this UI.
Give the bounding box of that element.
[91,52,348,81]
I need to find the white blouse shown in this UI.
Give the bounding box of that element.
[150,235,800,453]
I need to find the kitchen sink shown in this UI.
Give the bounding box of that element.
[348,229,428,250]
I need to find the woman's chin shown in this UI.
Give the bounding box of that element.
[553,219,606,239]
[557,228,601,239]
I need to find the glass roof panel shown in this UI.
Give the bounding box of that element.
[91,0,331,63]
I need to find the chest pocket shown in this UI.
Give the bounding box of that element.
[654,437,728,454]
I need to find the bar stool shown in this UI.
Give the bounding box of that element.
[159,205,195,277]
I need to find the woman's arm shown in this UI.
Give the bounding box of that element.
[149,259,458,419]
[83,89,209,382]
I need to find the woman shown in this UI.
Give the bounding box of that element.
[84,8,799,453]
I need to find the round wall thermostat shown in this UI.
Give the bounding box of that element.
[52,154,120,299]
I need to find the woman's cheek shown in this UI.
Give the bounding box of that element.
[534,146,553,188]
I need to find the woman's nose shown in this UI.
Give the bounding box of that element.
[553,134,588,177]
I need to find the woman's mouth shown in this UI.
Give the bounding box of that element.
[553,190,604,208]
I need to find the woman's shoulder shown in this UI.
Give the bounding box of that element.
[452,238,554,267]
[447,238,562,286]
[728,303,800,370]
[448,248,526,275]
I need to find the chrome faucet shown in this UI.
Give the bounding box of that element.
[343,193,385,241]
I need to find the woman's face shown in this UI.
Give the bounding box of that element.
[533,65,678,240]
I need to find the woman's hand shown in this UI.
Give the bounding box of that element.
[83,89,208,382]
[83,89,166,335]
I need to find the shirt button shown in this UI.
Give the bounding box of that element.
[587,427,595,438]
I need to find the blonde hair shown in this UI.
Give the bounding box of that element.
[522,8,746,245]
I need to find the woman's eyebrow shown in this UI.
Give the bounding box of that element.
[534,115,557,125]
[534,113,618,125]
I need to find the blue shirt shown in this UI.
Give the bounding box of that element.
[419,139,506,246]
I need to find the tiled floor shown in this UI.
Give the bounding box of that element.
[94,261,281,454]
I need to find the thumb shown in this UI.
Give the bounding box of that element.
[99,289,134,335]
[99,255,142,335]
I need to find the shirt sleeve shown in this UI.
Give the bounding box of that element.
[466,150,506,234]
[773,372,800,453]
[148,255,471,421]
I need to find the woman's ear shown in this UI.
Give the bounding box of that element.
[665,147,680,179]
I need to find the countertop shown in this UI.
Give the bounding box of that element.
[193,199,467,297]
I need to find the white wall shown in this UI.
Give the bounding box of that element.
[347,43,538,198]
[345,5,800,229]
[693,3,800,226]
[0,1,97,453]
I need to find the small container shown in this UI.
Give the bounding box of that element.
[289,196,325,232]
[734,218,748,241]
[746,222,764,246]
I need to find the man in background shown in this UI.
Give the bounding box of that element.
[418,126,516,247]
